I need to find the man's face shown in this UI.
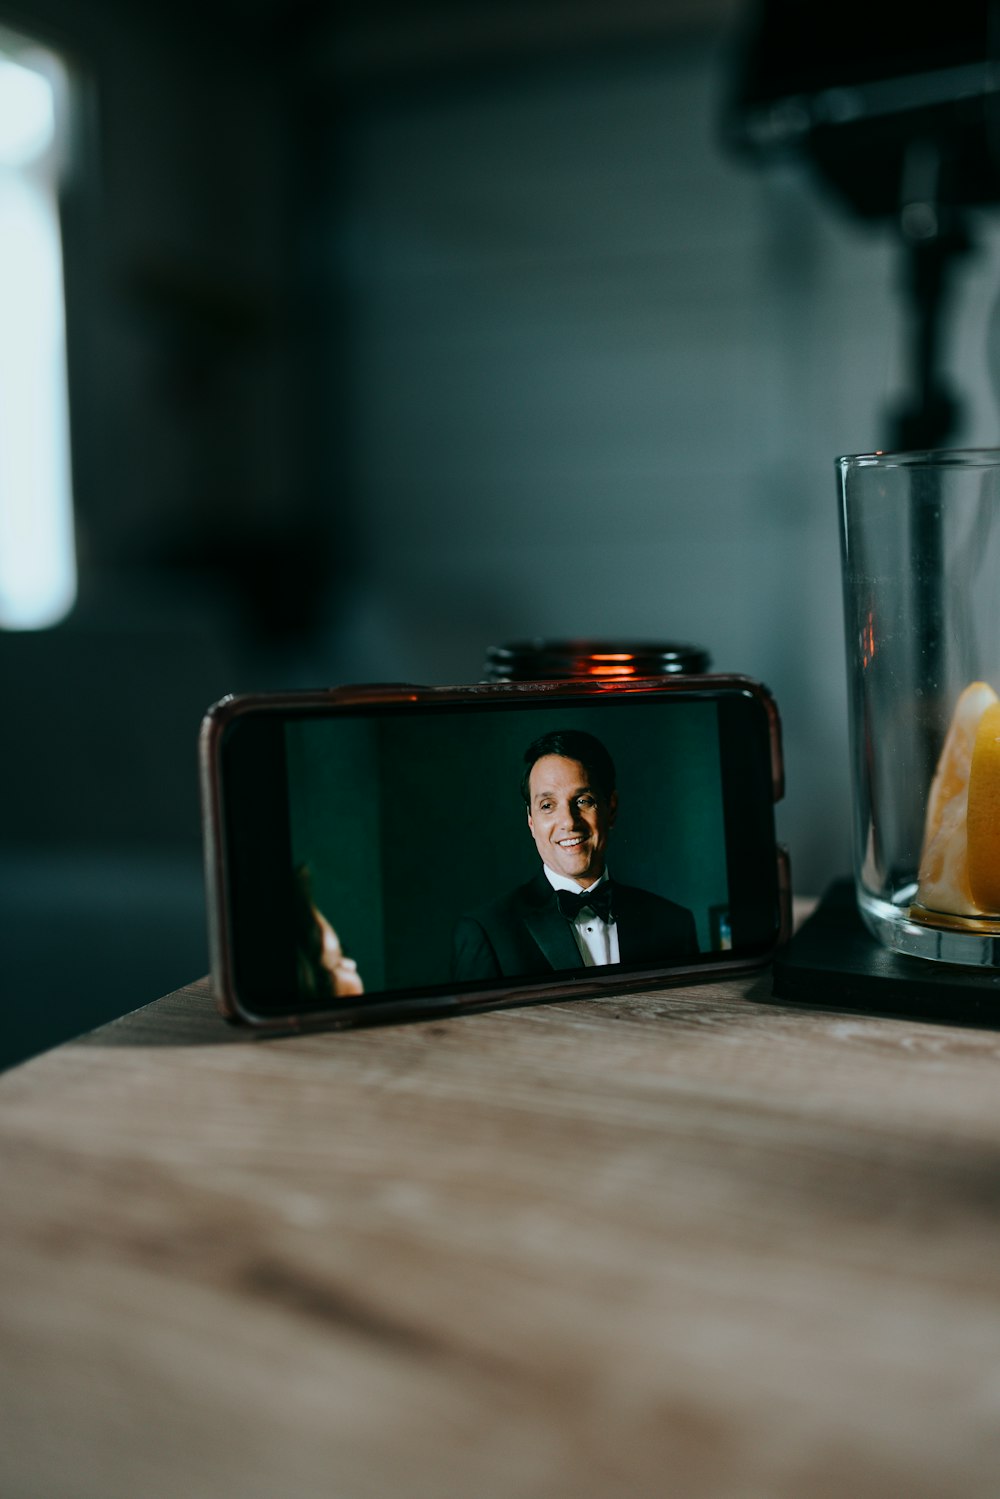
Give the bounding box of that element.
[527,754,617,888]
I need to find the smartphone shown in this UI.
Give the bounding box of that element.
[200,675,790,1034]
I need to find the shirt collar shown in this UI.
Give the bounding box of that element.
[542,865,609,897]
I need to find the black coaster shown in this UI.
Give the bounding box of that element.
[770,879,1000,1027]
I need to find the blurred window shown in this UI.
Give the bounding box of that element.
[0,33,74,629]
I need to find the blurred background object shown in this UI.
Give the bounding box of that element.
[482,638,711,680]
[727,0,1000,449]
[3,0,1000,1067]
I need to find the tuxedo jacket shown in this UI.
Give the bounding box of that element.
[452,869,698,982]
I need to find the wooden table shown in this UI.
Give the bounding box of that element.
[4,955,1000,1499]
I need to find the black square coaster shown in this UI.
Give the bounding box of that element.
[770,879,1000,1027]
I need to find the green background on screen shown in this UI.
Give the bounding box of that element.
[286,699,727,993]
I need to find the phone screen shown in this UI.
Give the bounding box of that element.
[216,685,780,1020]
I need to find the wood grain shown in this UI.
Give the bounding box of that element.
[3,966,1000,1499]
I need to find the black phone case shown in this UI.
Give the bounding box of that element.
[200,676,791,1034]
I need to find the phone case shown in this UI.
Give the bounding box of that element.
[200,674,791,1035]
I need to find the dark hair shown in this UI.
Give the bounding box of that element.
[520,729,616,806]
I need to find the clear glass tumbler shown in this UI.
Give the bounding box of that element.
[838,449,1000,965]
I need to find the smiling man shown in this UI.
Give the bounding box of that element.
[451,729,698,981]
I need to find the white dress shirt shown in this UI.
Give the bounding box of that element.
[542,865,620,967]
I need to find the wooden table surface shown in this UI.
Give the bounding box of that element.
[4,951,1000,1499]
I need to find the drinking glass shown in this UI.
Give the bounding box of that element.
[838,449,1000,964]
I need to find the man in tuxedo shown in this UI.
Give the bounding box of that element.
[452,728,698,981]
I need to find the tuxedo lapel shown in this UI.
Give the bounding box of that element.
[615,886,642,964]
[520,872,582,972]
[461,872,696,982]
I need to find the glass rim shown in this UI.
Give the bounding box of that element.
[837,446,1000,470]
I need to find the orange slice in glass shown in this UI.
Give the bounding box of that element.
[921,682,999,849]
[915,680,998,916]
[967,700,1000,914]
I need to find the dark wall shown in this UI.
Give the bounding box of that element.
[0,0,320,848]
[0,0,334,1067]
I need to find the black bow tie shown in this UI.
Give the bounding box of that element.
[556,883,614,923]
